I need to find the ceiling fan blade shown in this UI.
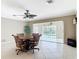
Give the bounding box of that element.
[23,16,27,19]
[13,15,24,16]
[29,14,37,17]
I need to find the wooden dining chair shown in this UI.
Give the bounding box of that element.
[30,33,41,53]
[12,34,24,55]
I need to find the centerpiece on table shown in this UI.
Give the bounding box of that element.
[24,23,32,39]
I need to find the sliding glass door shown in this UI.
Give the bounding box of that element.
[33,21,64,43]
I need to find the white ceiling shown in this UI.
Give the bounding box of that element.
[1,0,76,21]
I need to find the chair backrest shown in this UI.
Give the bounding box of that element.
[12,34,18,43]
[12,34,23,48]
[32,33,41,44]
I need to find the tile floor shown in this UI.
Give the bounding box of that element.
[1,41,76,59]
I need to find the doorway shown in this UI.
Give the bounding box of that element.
[33,21,64,43]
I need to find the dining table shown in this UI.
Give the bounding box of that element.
[18,35,33,41]
[18,35,34,50]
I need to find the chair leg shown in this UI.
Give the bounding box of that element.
[16,49,17,51]
[16,50,20,55]
[34,48,39,51]
[33,49,34,54]
[15,49,19,51]
[38,48,39,51]
[32,46,34,53]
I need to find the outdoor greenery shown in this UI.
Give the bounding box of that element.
[43,27,56,36]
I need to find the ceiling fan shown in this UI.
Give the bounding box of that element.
[13,10,37,19]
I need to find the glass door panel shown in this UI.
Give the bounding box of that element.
[33,21,64,43]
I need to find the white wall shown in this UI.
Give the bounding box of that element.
[1,17,25,42]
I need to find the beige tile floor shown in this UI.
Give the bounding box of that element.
[1,41,76,59]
